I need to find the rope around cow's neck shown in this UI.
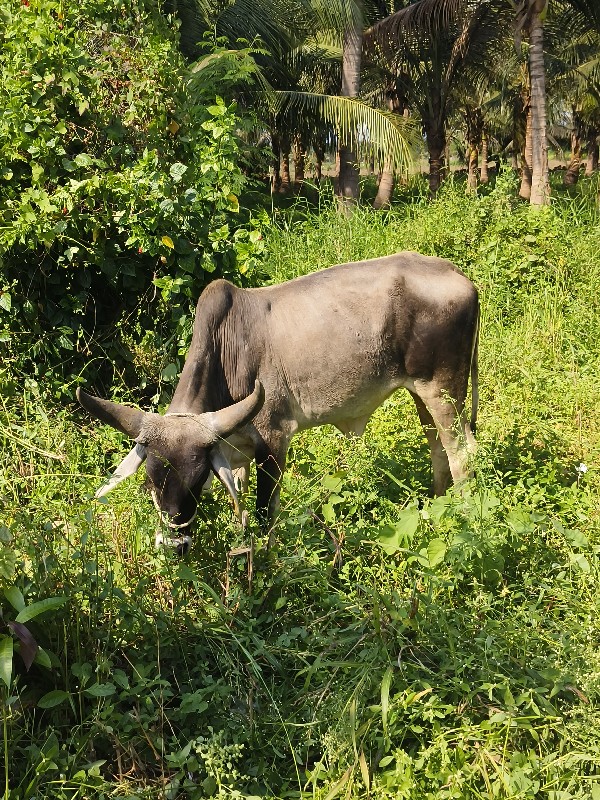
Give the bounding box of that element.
[151,488,197,530]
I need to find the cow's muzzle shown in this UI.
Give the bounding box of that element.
[154,530,192,557]
[151,489,196,555]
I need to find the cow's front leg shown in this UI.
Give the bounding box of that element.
[255,435,287,546]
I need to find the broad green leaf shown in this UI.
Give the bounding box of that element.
[377,523,402,555]
[395,507,420,543]
[569,553,590,573]
[38,690,70,709]
[564,528,589,549]
[4,586,25,612]
[31,163,44,183]
[0,635,13,688]
[322,470,347,493]
[0,549,17,581]
[321,503,336,524]
[161,363,179,383]
[377,507,419,555]
[207,103,226,117]
[15,596,67,624]
[85,683,116,697]
[427,538,447,567]
[34,647,52,669]
[169,162,188,182]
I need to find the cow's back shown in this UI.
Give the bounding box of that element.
[244,252,477,429]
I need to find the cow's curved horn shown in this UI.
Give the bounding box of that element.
[202,380,265,440]
[77,388,146,439]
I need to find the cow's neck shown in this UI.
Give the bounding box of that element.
[166,302,252,415]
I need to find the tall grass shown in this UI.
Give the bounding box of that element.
[1,176,600,798]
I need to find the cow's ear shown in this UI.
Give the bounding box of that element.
[95,443,147,498]
[77,388,146,439]
[203,380,265,440]
[209,445,241,518]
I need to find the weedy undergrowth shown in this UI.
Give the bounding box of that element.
[1,180,600,798]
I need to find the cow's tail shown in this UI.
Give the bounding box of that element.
[469,302,479,437]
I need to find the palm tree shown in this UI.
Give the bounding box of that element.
[550,3,600,183]
[366,0,505,196]
[337,1,364,207]
[508,0,555,205]
[168,0,415,203]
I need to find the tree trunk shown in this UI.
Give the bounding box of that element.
[293,135,305,189]
[271,132,281,193]
[519,100,532,200]
[466,144,478,192]
[480,132,489,184]
[337,12,362,212]
[314,145,324,183]
[586,133,599,176]
[512,93,524,173]
[373,163,394,208]
[528,5,550,206]
[564,124,581,186]
[427,131,446,197]
[464,104,483,194]
[373,93,405,209]
[279,134,291,193]
[424,86,446,197]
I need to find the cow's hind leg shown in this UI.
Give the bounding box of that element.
[411,383,475,496]
[409,392,452,496]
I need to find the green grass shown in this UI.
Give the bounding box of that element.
[1,174,600,799]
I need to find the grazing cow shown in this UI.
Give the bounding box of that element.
[78,252,479,548]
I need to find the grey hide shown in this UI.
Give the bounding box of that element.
[78,252,479,538]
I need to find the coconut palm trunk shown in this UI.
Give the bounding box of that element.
[528,2,550,205]
[426,121,446,197]
[374,97,407,209]
[564,116,582,186]
[586,133,599,175]
[280,133,292,193]
[480,131,489,184]
[293,134,305,189]
[519,99,533,200]
[337,12,363,210]
[465,105,483,193]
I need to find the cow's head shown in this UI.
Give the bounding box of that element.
[77,381,264,536]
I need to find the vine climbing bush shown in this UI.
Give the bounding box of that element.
[0,0,266,398]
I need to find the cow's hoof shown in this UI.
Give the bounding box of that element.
[155,531,192,557]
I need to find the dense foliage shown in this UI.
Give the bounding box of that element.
[0,0,266,399]
[1,176,600,798]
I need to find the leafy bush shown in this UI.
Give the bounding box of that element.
[0,0,266,398]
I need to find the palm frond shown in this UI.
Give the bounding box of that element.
[272,91,418,172]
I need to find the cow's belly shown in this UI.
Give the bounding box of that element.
[290,376,405,434]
